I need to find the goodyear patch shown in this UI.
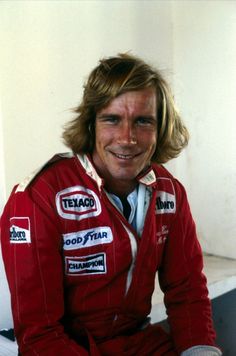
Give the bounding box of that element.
[63,227,113,250]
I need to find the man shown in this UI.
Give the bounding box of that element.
[1,54,221,355]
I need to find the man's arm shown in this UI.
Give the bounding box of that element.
[158,180,220,354]
[0,187,93,355]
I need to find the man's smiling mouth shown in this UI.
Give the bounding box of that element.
[111,152,140,160]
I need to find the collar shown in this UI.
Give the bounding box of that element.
[137,165,157,187]
[76,153,103,189]
[76,153,157,189]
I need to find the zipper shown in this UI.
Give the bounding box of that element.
[102,190,138,295]
[121,223,138,295]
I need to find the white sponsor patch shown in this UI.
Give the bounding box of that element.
[56,186,101,220]
[63,226,113,250]
[65,253,106,276]
[155,191,176,214]
[10,217,31,243]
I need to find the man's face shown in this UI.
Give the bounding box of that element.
[92,87,157,195]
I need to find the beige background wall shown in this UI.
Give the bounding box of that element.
[169,1,236,258]
[0,0,235,329]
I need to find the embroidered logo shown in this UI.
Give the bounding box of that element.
[10,217,31,243]
[56,186,101,220]
[65,253,106,276]
[156,225,169,245]
[63,227,113,250]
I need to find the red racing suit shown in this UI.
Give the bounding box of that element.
[0,153,217,355]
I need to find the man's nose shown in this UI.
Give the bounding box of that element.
[117,122,137,145]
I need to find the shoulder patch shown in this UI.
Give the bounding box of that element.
[10,217,31,243]
[155,177,176,214]
[16,152,74,193]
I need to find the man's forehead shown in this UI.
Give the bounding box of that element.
[98,88,157,114]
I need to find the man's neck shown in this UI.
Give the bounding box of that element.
[104,179,138,199]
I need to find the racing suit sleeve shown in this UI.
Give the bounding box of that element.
[158,180,218,354]
[0,187,97,356]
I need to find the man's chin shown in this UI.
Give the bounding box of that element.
[110,172,138,182]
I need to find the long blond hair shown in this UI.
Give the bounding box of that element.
[62,53,189,164]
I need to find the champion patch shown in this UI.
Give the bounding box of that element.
[10,217,31,243]
[56,186,101,220]
[63,226,113,250]
[65,253,106,276]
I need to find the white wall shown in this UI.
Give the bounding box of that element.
[0,103,6,212]
[0,0,235,329]
[0,100,12,328]
[170,0,236,259]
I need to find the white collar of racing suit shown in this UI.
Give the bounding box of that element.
[77,154,156,236]
[76,153,157,190]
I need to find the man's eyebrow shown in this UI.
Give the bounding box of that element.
[96,113,120,119]
[136,114,156,119]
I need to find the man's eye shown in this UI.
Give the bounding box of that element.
[105,117,118,123]
[98,116,119,124]
[136,117,155,126]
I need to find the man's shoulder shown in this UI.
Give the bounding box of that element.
[152,163,175,180]
[152,163,186,194]
[16,152,75,193]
